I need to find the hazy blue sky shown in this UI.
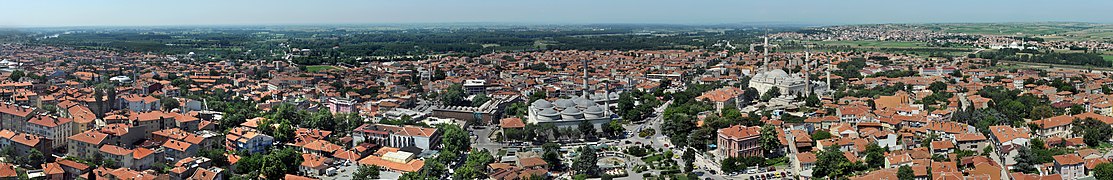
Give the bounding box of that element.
[2,0,1111,27]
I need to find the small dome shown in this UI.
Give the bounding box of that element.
[574,98,594,107]
[531,99,553,109]
[561,107,582,115]
[553,99,574,109]
[539,108,560,116]
[584,106,604,113]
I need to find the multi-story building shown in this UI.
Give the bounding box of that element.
[1030,114,1074,139]
[717,125,762,158]
[117,94,160,112]
[327,97,356,114]
[98,144,134,169]
[2,132,52,164]
[225,127,273,154]
[131,147,158,170]
[954,133,988,152]
[1052,154,1084,180]
[696,87,743,113]
[67,130,111,159]
[0,103,35,133]
[25,115,74,149]
[988,126,1031,169]
[162,139,197,162]
[353,124,440,150]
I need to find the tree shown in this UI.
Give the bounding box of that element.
[1070,104,1085,115]
[743,87,760,102]
[1095,163,1113,179]
[353,165,381,180]
[761,87,781,101]
[682,149,696,173]
[1073,118,1113,147]
[8,70,24,81]
[759,125,782,157]
[898,165,914,180]
[440,124,470,153]
[529,91,547,103]
[441,83,467,106]
[811,131,832,140]
[471,93,491,107]
[579,120,596,139]
[1029,105,1055,120]
[814,146,852,179]
[1013,145,1037,173]
[618,91,638,120]
[506,102,529,118]
[805,92,821,107]
[542,143,563,171]
[864,143,886,168]
[572,146,599,177]
[602,120,623,138]
[455,149,494,179]
[160,97,180,111]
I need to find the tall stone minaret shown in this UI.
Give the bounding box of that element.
[582,58,589,97]
[763,36,770,72]
[826,57,832,96]
[805,51,811,97]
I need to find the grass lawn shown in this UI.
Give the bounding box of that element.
[306,65,337,72]
[1103,55,1113,62]
[642,154,665,163]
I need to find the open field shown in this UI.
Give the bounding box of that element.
[306,65,338,72]
[924,23,1092,35]
[809,40,927,48]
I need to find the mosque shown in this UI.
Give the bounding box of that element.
[747,37,830,97]
[526,96,614,130]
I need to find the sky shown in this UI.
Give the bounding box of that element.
[2,0,1112,27]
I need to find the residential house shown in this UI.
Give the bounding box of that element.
[25,115,74,149]
[1052,154,1084,180]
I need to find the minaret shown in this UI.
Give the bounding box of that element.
[805,51,811,98]
[582,58,589,97]
[826,57,832,96]
[763,36,770,72]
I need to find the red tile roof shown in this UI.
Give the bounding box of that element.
[717,125,760,140]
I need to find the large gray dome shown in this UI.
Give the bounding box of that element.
[760,69,790,79]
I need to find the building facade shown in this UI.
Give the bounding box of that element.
[717,125,762,158]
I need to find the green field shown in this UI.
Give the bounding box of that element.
[1103,55,1113,62]
[810,40,927,48]
[306,65,338,72]
[919,23,1113,42]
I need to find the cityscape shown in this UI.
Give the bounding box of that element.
[1,1,1113,180]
